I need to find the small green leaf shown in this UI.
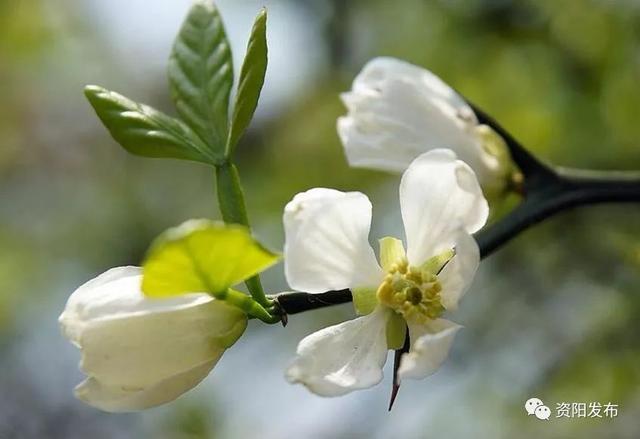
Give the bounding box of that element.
[379,236,406,272]
[142,219,280,298]
[421,248,455,275]
[226,8,268,155]
[386,312,407,350]
[352,287,378,315]
[84,85,214,164]
[169,0,233,156]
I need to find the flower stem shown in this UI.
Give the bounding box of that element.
[215,288,280,324]
[215,160,272,309]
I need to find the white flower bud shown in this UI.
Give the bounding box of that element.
[337,57,514,197]
[59,266,247,412]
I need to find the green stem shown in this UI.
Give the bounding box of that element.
[214,288,279,323]
[215,160,272,308]
[216,161,250,225]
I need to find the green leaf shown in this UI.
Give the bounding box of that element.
[84,85,215,164]
[168,0,233,156]
[226,8,268,154]
[142,219,280,298]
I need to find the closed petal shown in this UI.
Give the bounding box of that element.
[439,229,480,311]
[60,266,216,325]
[78,298,244,388]
[398,318,462,381]
[75,359,216,412]
[349,57,470,111]
[283,188,383,293]
[286,309,390,396]
[338,57,501,186]
[60,268,246,388]
[400,150,488,266]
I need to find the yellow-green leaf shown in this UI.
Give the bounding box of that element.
[142,219,279,298]
[352,287,378,315]
[421,248,455,275]
[386,311,407,350]
[379,236,406,272]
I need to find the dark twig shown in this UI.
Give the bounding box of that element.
[475,168,640,258]
[471,101,640,258]
[274,289,352,315]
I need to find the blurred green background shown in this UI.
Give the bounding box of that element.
[1,0,640,437]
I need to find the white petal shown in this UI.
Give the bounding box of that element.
[400,149,488,265]
[350,57,470,111]
[283,188,383,293]
[439,229,480,311]
[60,268,247,388]
[77,298,244,388]
[286,309,390,396]
[398,318,462,381]
[338,57,501,186]
[60,266,214,325]
[75,359,216,412]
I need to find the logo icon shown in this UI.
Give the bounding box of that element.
[534,405,551,420]
[525,397,551,421]
[525,397,543,415]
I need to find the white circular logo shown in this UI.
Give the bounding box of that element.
[535,405,551,421]
[525,397,544,415]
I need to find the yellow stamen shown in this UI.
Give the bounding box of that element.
[376,254,448,324]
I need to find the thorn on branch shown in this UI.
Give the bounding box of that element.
[389,327,410,411]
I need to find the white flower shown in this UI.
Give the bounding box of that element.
[337,57,513,196]
[59,266,247,412]
[283,149,488,396]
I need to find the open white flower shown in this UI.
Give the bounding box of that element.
[59,266,247,412]
[283,149,488,396]
[337,57,513,197]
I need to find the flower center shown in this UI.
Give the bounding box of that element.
[376,258,445,323]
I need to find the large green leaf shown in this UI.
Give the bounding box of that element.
[84,85,214,164]
[227,8,268,154]
[168,0,233,157]
[142,219,280,298]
